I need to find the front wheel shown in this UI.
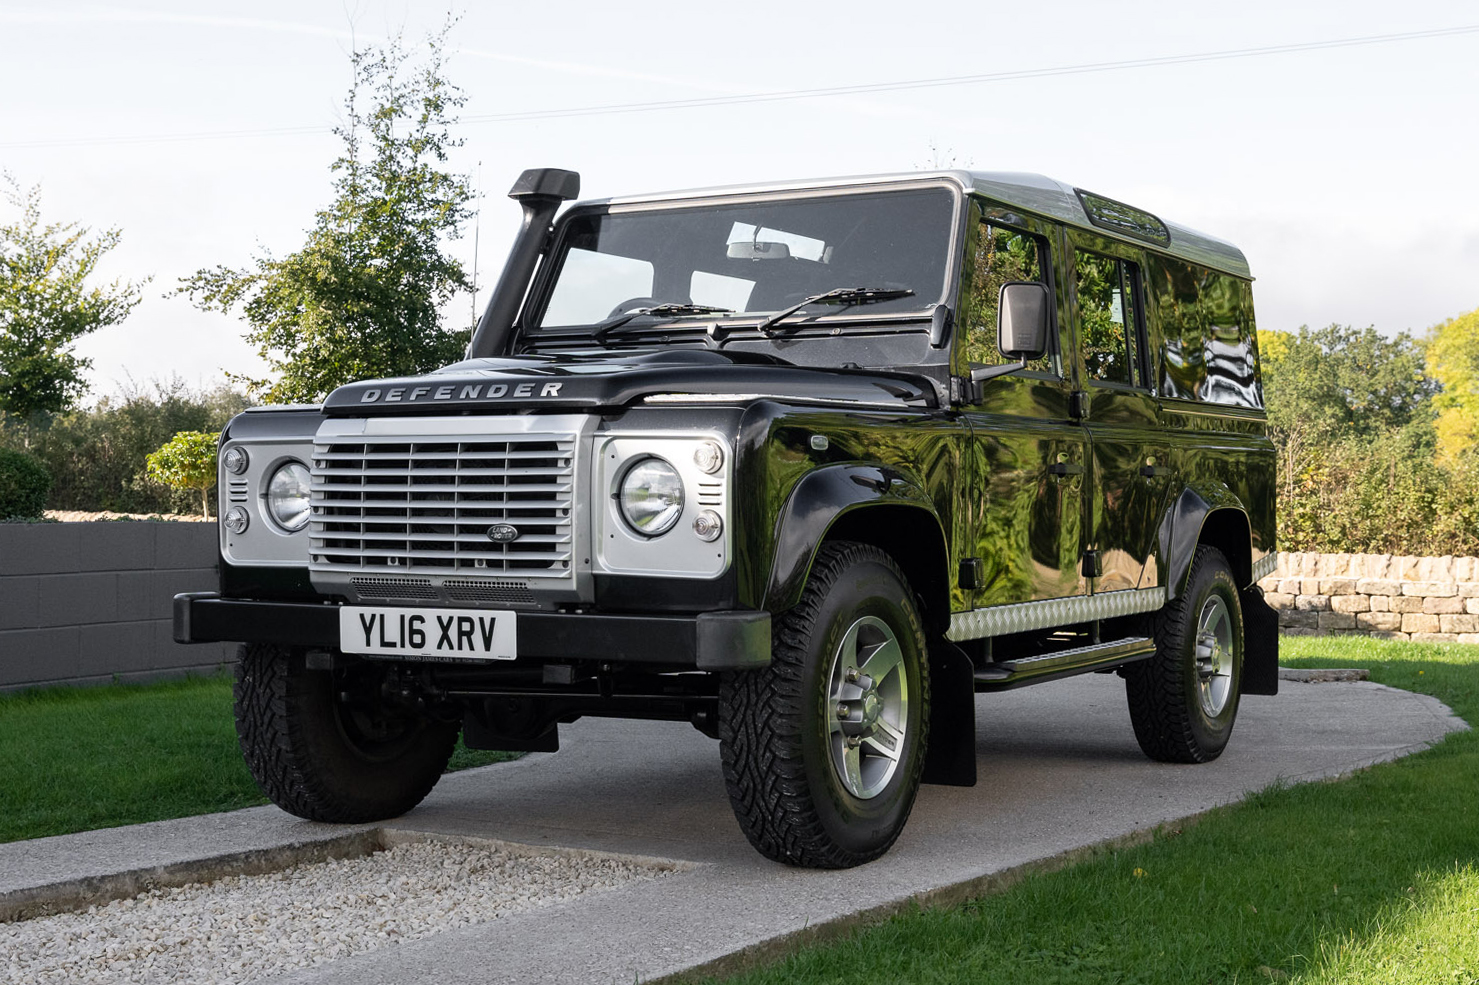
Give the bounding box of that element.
[718,542,930,868]
[233,644,459,822]
[1124,546,1244,763]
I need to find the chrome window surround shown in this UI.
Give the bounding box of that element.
[947,587,1167,641]
[307,415,596,608]
[594,432,732,578]
[217,437,314,567]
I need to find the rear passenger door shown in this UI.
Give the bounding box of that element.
[1066,231,1170,595]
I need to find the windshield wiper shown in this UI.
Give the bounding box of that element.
[591,303,734,341]
[756,287,916,337]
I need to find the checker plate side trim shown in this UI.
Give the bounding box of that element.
[1251,551,1279,584]
[947,587,1168,641]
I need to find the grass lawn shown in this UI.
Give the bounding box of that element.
[0,672,512,844]
[703,636,1479,985]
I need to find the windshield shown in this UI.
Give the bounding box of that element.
[529,187,956,336]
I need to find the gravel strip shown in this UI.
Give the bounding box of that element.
[2,839,671,984]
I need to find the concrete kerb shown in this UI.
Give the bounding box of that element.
[648,816,1200,985]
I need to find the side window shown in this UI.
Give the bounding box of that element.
[1075,250,1143,387]
[963,223,1055,374]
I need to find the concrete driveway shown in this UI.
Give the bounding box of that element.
[2,674,1465,984]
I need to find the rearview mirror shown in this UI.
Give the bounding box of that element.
[997,281,1049,361]
[727,241,791,261]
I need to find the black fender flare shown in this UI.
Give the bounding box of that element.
[1157,484,1277,696]
[1159,484,1252,601]
[764,464,946,614]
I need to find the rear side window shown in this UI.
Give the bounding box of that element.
[963,224,1055,375]
[1147,255,1262,409]
[1075,250,1143,387]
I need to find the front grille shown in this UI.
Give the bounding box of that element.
[351,576,439,601]
[443,579,535,605]
[310,432,576,580]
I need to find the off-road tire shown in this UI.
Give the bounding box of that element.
[233,644,459,822]
[718,542,930,868]
[1125,546,1244,763]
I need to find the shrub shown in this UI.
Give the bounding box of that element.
[0,448,51,519]
[145,431,219,519]
[0,378,248,515]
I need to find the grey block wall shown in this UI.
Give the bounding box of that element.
[0,522,234,691]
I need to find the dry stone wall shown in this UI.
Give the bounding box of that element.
[1257,552,1479,643]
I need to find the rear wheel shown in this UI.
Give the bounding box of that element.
[234,644,459,822]
[1125,546,1244,763]
[718,542,929,868]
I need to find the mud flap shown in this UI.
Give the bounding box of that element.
[922,641,977,786]
[1241,585,1280,696]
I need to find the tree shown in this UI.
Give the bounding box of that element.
[1258,324,1437,504]
[145,430,218,519]
[0,175,144,443]
[180,25,474,404]
[1426,305,1479,463]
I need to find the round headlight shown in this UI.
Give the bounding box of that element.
[618,458,684,536]
[267,461,312,531]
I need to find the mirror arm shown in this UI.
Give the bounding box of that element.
[970,360,1026,384]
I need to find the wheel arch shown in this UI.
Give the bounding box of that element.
[764,465,951,633]
[1162,485,1253,601]
[1159,485,1278,697]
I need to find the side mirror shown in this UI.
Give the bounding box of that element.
[997,281,1050,361]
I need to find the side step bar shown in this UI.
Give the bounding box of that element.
[973,636,1156,691]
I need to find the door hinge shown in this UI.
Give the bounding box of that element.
[1081,550,1102,579]
[1070,390,1089,420]
[959,557,985,590]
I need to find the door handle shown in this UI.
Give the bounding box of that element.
[1047,462,1083,477]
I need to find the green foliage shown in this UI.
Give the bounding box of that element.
[179,24,473,404]
[0,673,516,844]
[961,224,1051,374]
[1426,305,1479,463]
[1258,323,1466,554]
[0,377,248,515]
[0,174,144,433]
[145,430,219,519]
[1260,324,1435,440]
[1279,428,1479,556]
[0,447,51,518]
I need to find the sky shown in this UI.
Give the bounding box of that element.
[2,0,1477,401]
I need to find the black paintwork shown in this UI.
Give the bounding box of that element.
[193,174,1279,770]
[321,350,933,415]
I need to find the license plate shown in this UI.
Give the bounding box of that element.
[340,606,517,661]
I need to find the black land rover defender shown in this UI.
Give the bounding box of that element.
[176,168,1278,868]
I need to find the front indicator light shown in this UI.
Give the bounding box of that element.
[618,457,685,536]
[267,462,312,531]
[222,446,249,475]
